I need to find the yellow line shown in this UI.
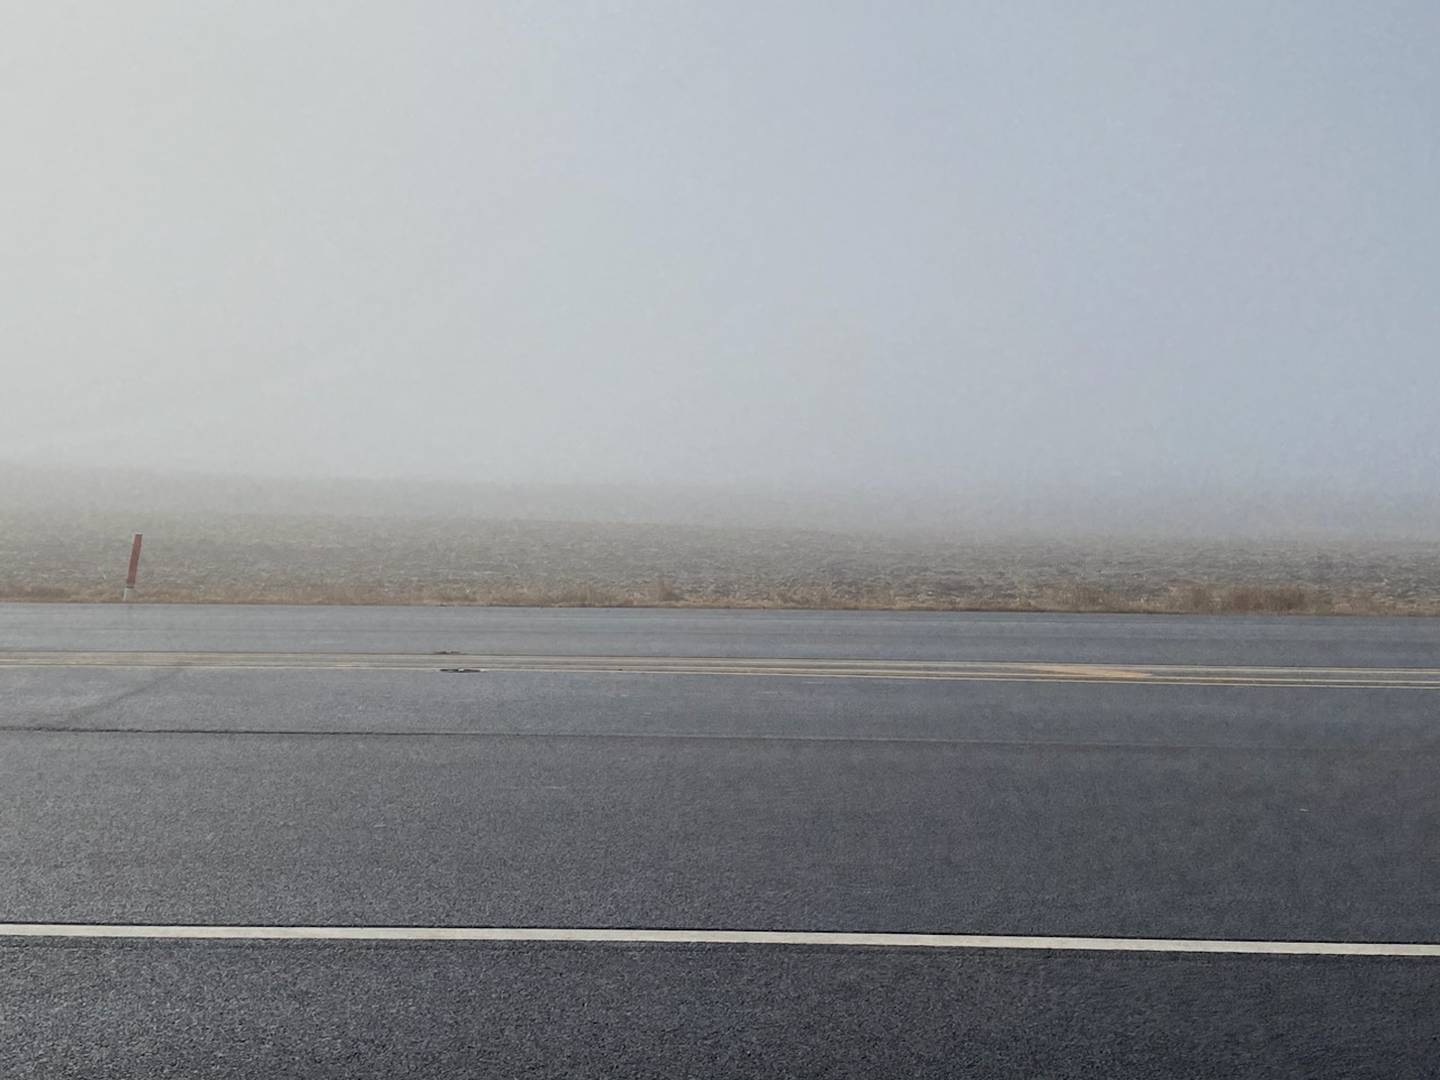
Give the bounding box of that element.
[2,653,1439,689]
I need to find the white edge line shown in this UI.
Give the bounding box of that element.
[1,924,1436,956]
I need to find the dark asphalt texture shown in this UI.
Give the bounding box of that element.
[3,730,1436,940]
[5,941,1438,1079]
[7,664,1440,749]
[3,606,1438,1077]
[4,602,1440,666]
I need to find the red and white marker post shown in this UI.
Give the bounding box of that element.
[122,533,143,602]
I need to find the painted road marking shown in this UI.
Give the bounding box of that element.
[2,652,1440,689]
[0,923,1436,956]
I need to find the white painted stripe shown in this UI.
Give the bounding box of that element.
[0,923,1436,956]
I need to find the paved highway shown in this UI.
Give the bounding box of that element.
[2,604,1437,1077]
[4,601,1440,665]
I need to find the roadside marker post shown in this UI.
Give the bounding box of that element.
[122,533,143,602]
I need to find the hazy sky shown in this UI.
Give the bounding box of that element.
[5,2,1438,496]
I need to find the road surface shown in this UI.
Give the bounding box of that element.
[2,604,1437,1077]
[5,601,1440,665]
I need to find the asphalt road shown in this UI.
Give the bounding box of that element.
[2,604,1438,1077]
[4,601,1440,666]
[8,942,1435,1079]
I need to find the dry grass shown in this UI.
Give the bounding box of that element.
[3,510,1439,615]
[3,579,1434,616]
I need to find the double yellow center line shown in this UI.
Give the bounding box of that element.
[3,652,1439,689]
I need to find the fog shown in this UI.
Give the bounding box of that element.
[4,3,1438,528]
